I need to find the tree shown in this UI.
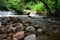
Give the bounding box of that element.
[54,0,60,17]
[40,0,51,16]
[0,0,59,16]
[0,0,8,10]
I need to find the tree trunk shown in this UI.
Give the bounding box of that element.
[40,0,51,16]
[54,0,60,17]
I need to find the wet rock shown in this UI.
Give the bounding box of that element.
[24,34,36,40]
[33,24,39,27]
[37,28,43,32]
[24,23,30,26]
[1,26,12,33]
[13,38,18,40]
[26,26,35,32]
[37,28,45,35]
[15,23,24,32]
[11,27,16,32]
[0,22,1,27]
[13,31,24,40]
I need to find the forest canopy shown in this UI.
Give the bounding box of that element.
[0,0,59,16]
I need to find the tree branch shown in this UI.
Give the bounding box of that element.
[40,0,51,16]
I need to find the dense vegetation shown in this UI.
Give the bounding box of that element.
[0,0,59,16]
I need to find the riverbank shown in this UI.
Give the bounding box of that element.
[0,16,60,40]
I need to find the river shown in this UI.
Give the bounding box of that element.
[0,12,60,40]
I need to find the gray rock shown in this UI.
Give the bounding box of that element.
[0,22,1,27]
[24,34,36,40]
[26,26,35,32]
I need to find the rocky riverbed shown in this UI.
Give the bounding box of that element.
[0,17,60,40]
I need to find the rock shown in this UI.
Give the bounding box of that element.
[1,26,12,33]
[0,34,7,38]
[37,28,43,32]
[4,24,16,33]
[15,23,24,32]
[13,38,18,40]
[29,11,39,17]
[37,28,45,35]
[24,34,36,40]
[13,31,24,40]
[0,22,1,27]
[34,24,39,27]
[2,39,11,40]
[26,26,35,32]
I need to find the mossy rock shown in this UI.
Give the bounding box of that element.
[37,28,43,32]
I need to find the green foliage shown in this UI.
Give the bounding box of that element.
[45,0,55,11]
[0,0,60,16]
[6,0,22,10]
[58,0,60,10]
[31,2,45,12]
[0,0,8,10]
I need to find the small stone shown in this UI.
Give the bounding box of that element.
[13,31,24,40]
[34,24,39,27]
[24,34,36,40]
[37,28,43,32]
[26,26,35,32]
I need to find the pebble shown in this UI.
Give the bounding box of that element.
[26,26,35,32]
[24,34,36,40]
[13,31,24,40]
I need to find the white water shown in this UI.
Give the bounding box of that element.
[0,11,16,16]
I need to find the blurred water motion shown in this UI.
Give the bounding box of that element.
[0,11,16,16]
